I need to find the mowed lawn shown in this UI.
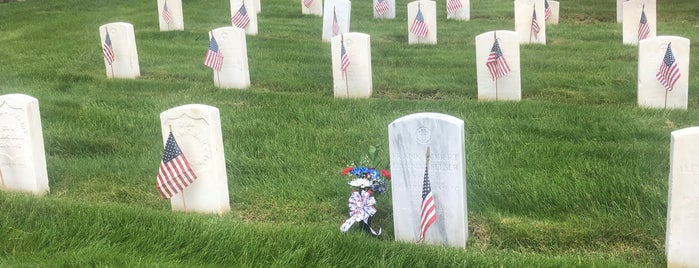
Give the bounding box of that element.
[1,0,699,266]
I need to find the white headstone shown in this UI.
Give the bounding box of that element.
[622,0,655,45]
[388,112,468,248]
[0,94,49,196]
[514,0,545,44]
[667,127,699,267]
[160,104,230,214]
[230,0,258,35]
[331,33,372,98]
[475,30,521,101]
[99,22,140,79]
[322,0,351,42]
[158,0,184,31]
[407,1,437,45]
[209,27,250,89]
[302,0,323,16]
[255,0,261,13]
[446,0,469,21]
[617,0,629,23]
[373,0,395,19]
[637,36,689,110]
[545,1,559,25]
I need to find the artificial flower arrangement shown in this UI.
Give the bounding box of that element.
[339,146,391,236]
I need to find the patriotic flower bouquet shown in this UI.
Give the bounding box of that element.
[339,147,391,236]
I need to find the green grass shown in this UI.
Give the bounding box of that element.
[1,0,699,266]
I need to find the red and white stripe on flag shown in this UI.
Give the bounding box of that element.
[446,0,462,14]
[375,0,389,16]
[156,132,198,199]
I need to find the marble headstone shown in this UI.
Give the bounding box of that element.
[388,112,468,248]
[637,36,689,110]
[545,1,559,25]
[617,0,629,23]
[230,0,258,35]
[622,0,655,45]
[99,22,141,79]
[407,0,437,45]
[158,0,184,31]
[373,0,395,19]
[446,0,469,21]
[331,33,372,98]
[514,0,545,44]
[0,94,49,196]
[302,0,323,16]
[667,127,699,267]
[322,0,351,42]
[210,27,250,89]
[475,30,521,101]
[160,104,230,214]
[255,0,261,13]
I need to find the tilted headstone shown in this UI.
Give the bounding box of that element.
[617,0,629,23]
[158,0,184,31]
[322,0,351,42]
[302,0,323,16]
[637,36,689,110]
[208,27,250,89]
[514,0,545,44]
[622,0,655,45]
[667,127,699,267]
[230,0,258,35]
[0,94,49,196]
[407,0,437,45]
[160,104,230,214]
[445,0,469,21]
[475,30,521,101]
[388,112,468,248]
[373,0,395,19]
[331,33,372,98]
[545,1,559,25]
[99,22,140,79]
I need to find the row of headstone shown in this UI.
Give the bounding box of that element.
[157,0,261,33]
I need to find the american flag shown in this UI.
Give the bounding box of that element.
[102,31,115,65]
[531,9,540,36]
[656,43,681,91]
[486,38,511,81]
[409,8,428,37]
[446,0,462,14]
[340,40,350,74]
[162,2,172,23]
[232,4,250,29]
[418,148,436,242]
[303,0,313,8]
[157,132,198,199]
[203,35,224,72]
[332,9,340,36]
[638,8,650,41]
[375,0,389,16]
[544,0,551,20]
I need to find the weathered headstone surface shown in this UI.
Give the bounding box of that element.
[475,30,521,101]
[545,0,559,25]
[617,0,629,23]
[331,33,372,98]
[99,22,141,79]
[322,0,351,42]
[0,94,49,196]
[407,0,437,44]
[637,36,689,109]
[302,0,323,16]
[230,0,258,35]
[667,127,699,267]
[160,104,230,214]
[158,0,184,31]
[514,0,545,44]
[209,27,250,89]
[388,112,468,248]
[622,0,655,45]
[373,0,395,19]
[445,0,469,21]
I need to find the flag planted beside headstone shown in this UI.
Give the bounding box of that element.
[99,22,140,79]
[637,36,689,109]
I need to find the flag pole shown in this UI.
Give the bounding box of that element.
[664,42,672,109]
[529,4,535,43]
[494,31,499,100]
[342,34,350,97]
[106,27,114,78]
[419,145,431,244]
[169,124,188,212]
